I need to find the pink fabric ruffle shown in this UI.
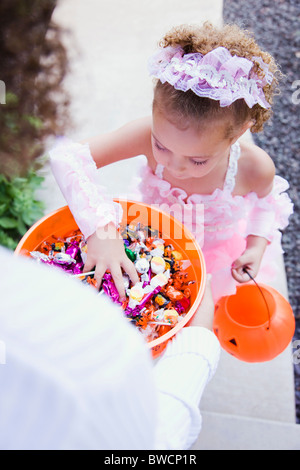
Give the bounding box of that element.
[139,162,293,301]
[244,176,293,241]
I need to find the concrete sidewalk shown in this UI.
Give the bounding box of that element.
[37,0,299,450]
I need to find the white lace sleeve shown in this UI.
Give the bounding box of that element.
[49,138,123,239]
[245,175,293,242]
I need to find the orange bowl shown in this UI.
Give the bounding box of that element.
[15,200,206,358]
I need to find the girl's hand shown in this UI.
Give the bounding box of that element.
[231,235,268,283]
[83,223,139,300]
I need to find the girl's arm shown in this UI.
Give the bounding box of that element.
[231,235,269,282]
[232,143,276,283]
[49,117,152,298]
[232,142,293,283]
[82,116,152,168]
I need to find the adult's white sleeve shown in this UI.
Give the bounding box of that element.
[0,248,157,450]
[153,326,220,450]
[0,248,220,450]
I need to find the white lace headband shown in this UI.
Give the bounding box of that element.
[148,46,273,108]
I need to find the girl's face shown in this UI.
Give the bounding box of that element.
[151,109,235,180]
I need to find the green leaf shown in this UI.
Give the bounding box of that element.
[0,217,18,229]
[0,229,17,250]
[0,203,8,216]
[0,168,45,246]
[28,173,44,189]
[0,192,10,205]
[12,177,27,185]
[22,211,35,226]
[16,218,27,236]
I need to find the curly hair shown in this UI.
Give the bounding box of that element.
[153,22,281,136]
[0,0,70,177]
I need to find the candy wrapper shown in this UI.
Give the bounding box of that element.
[29,223,195,342]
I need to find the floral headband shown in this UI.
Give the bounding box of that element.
[148,46,273,109]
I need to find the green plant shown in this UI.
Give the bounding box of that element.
[0,171,45,250]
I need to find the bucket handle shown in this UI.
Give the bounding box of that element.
[243,268,271,330]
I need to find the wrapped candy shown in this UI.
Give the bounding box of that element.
[52,241,66,252]
[125,246,137,262]
[29,222,196,343]
[134,257,150,281]
[151,256,166,274]
[163,309,179,326]
[30,251,52,263]
[165,285,184,301]
[138,285,161,309]
[65,242,80,259]
[128,283,145,308]
[102,272,124,305]
[150,272,169,288]
[175,297,191,313]
[153,292,171,309]
[52,252,76,265]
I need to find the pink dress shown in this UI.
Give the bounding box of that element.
[138,142,293,301]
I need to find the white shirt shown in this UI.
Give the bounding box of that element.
[0,247,220,450]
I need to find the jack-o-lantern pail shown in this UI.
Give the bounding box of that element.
[213,283,295,363]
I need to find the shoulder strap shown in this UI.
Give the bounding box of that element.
[155,163,165,179]
[223,141,241,193]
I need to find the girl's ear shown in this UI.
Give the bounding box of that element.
[230,120,255,144]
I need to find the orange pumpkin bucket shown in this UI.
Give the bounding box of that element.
[15,200,206,358]
[213,282,295,363]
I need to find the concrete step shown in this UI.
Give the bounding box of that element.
[200,345,296,424]
[191,410,300,450]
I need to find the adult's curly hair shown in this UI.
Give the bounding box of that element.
[0,0,70,177]
[153,22,281,136]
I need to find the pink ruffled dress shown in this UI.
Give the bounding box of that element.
[138,141,293,301]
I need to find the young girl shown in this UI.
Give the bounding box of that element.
[50,22,293,302]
